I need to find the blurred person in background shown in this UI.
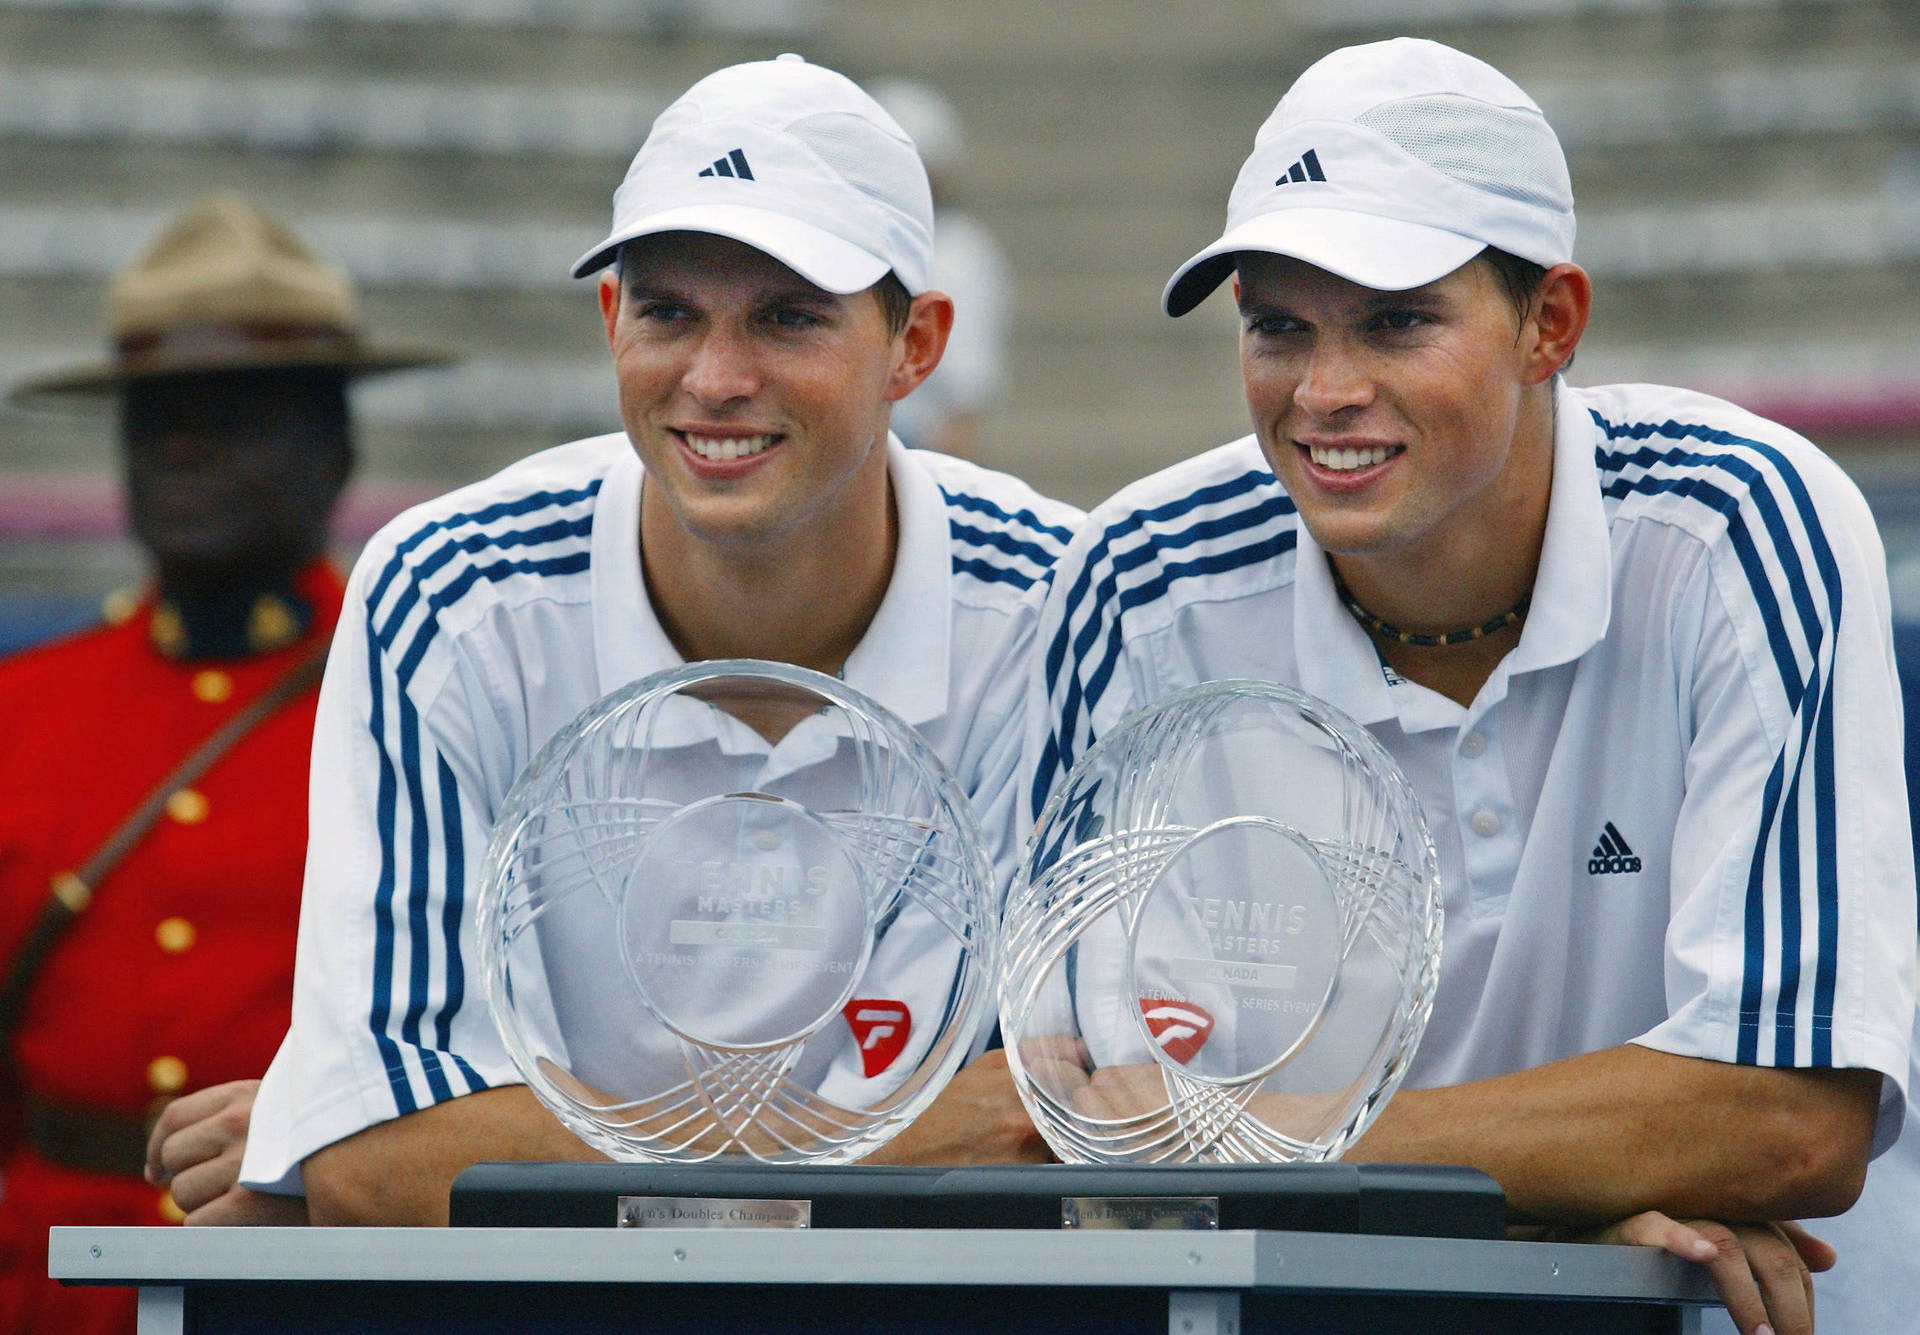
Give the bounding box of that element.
[871,78,1011,461]
[0,194,446,1333]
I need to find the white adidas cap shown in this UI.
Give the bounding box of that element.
[1163,38,1576,316]
[572,54,934,295]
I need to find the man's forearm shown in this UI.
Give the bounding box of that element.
[303,1085,606,1227]
[1346,1044,1881,1225]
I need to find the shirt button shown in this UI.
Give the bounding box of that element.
[1470,809,1500,837]
[165,789,210,825]
[1459,732,1486,758]
[155,917,197,954]
[148,1056,189,1094]
[191,670,234,704]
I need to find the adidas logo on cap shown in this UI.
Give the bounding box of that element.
[698,148,755,180]
[1587,821,1642,876]
[1273,148,1326,186]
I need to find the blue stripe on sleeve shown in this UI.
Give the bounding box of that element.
[364,606,415,1115]
[397,690,455,1106]
[1774,744,1806,1062]
[364,484,598,1114]
[395,553,592,687]
[948,519,1058,570]
[952,556,1041,591]
[940,488,1076,544]
[367,484,600,613]
[1593,411,1843,1070]
[1735,748,1791,1065]
[1032,470,1290,822]
[1810,681,1839,1065]
[436,753,488,1091]
[1599,463,1804,709]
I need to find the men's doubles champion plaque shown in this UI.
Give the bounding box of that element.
[479,661,995,1164]
[1001,681,1442,1163]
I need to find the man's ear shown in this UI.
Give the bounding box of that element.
[598,270,622,350]
[1522,262,1591,386]
[884,290,955,403]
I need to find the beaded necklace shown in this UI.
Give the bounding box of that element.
[1332,569,1530,648]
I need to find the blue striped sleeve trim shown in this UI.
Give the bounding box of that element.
[362,481,599,1115]
[1031,469,1293,822]
[940,488,1074,591]
[367,483,600,612]
[1592,411,1843,1068]
[941,488,1076,544]
[952,555,1042,591]
[949,518,1060,569]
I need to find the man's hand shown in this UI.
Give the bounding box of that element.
[1576,1211,1833,1335]
[144,1080,307,1226]
[865,1050,1054,1164]
[1070,1062,1165,1124]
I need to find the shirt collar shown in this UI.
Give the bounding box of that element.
[1503,379,1612,676]
[592,442,683,695]
[1290,379,1612,724]
[840,436,951,728]
[1293,519,1398,727]
[590,434,952,727]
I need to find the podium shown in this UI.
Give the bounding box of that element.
[52,1224,1717,1334]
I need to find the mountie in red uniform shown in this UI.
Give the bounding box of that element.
[0,563,341,1335]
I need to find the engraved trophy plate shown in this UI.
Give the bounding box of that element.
[617,1196,812,1230]
[1002,680,1442,1164]
[479,661,996,1165]
[1060,1196,1220,1231]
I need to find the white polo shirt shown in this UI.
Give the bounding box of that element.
[1026,380,1915,1148]
[243,432,1080,1191]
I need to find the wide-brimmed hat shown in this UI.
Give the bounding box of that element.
[1163,38,1576,315]
[571,54,934,297]
[9,193,452,408]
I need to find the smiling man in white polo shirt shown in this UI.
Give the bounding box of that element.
[226,54,1077,1224]
[1027,39,1915,1335]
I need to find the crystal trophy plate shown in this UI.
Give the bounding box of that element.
[1001,680,1441,1163]
[479,661,995,1164]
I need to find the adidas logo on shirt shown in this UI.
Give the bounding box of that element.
[698,148,755,180]
[1587,821,1643,875]
[1273,149,1326,186]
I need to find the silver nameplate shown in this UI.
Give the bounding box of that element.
[617,1195,812,1230]
[1060,1196,1220,1231]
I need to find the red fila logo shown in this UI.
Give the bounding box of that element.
[843,1000,911,1077]
[1138,999,1214,1065]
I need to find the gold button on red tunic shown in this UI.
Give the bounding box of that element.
[154,917,196,954]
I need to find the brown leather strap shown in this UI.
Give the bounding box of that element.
[24,1096,154,1178]
[0,639,331,1082]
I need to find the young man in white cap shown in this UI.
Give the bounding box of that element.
[1026,38,1914,1335]
[233,54,1076,1224]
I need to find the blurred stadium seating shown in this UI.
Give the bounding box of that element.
[1,0,1917,653]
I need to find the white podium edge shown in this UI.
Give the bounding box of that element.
[53,1224,1718,1302]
